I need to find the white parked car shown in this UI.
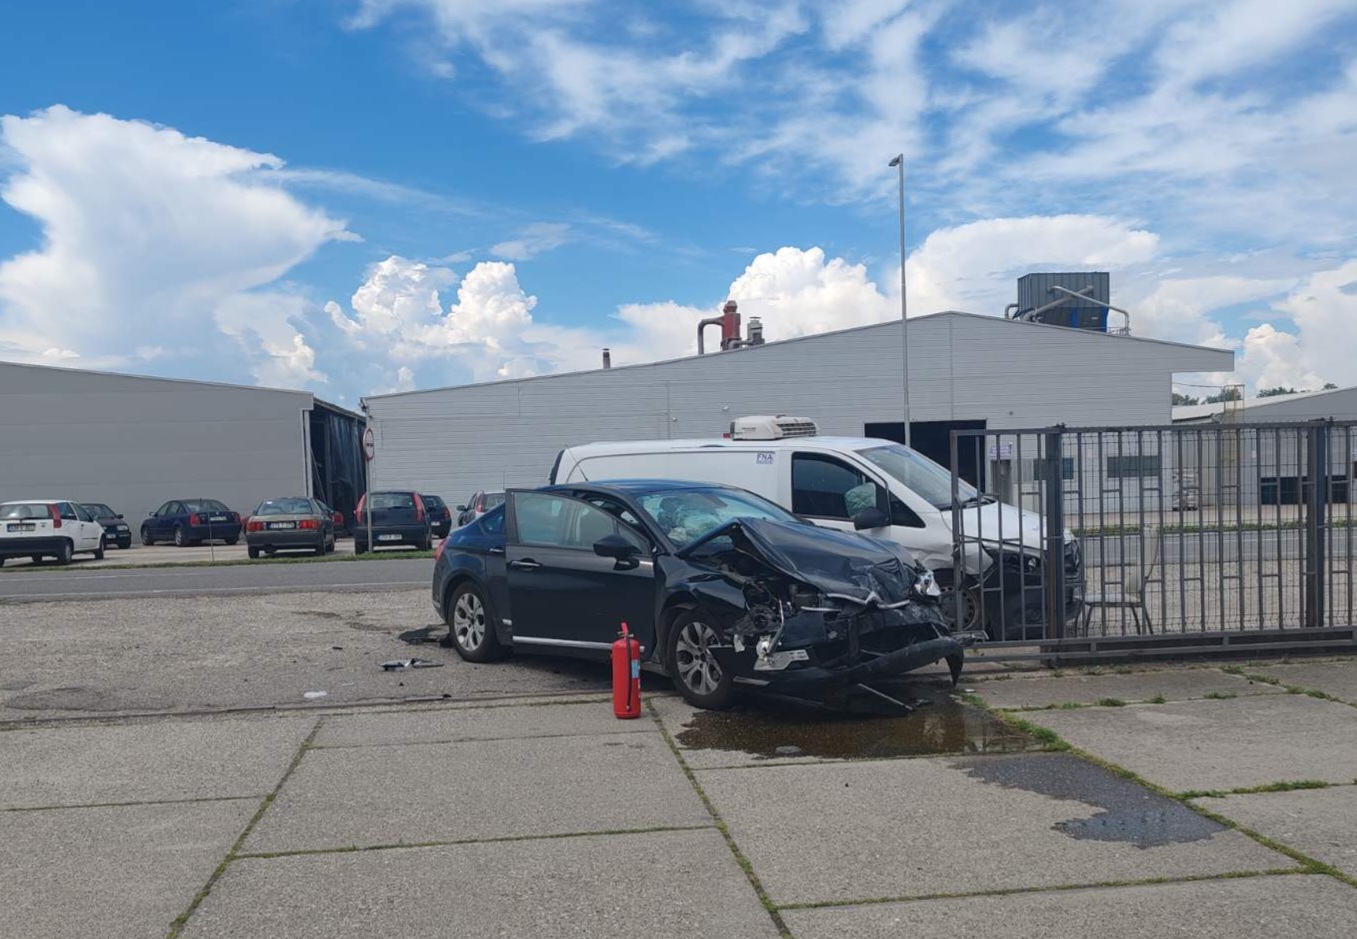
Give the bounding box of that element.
[0,500,107,567]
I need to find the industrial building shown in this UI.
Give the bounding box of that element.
[0,361,366,525]
[362,305,1233,505]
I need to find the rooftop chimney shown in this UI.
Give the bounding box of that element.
[602,348,612,369]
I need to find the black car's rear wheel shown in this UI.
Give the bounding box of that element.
[444,582,505,663]
[247,546,261,559]
[666,610,738,710]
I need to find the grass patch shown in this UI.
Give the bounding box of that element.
[1095,697,1127,707]
[996,716,1070,751]
[2,549,434,576]
[1149,694,1168,704]
[1203,691,1238,700]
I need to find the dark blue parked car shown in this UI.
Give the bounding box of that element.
[140,499,242,547]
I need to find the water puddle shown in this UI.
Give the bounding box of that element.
[956,754,1224,847]
[674,683,1037,761]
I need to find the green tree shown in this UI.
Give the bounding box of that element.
[1204,387,1242,404]
[1172,392,1200,406]
[1323,382,1338,390]
[1257,386,1300,398]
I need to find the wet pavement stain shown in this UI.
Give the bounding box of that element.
[674,684,1037,761]
[954,753,1225,848]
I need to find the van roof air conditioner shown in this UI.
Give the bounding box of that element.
[729,415,819,440]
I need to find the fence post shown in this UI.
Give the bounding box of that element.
[1305,421,1329,629]
[1044,428,1067,641]
[950,429,965,635]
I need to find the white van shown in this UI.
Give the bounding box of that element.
[551,416,1082,639]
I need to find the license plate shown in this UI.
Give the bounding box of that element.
[268,521,296,530]
[7,523,35,532]
[210,515,229,523]
[378,533,402,542]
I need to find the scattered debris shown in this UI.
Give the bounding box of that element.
[303,691,328,700]
[380,658,444,671]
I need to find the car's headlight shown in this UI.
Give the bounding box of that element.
[984,545,1043,574]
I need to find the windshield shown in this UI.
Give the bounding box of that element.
[255,498,315,516]
[83,503,115,517]
[858,444,978,510]
[184,499,230,513]
[484,492,505,509]
[636,487,800,549]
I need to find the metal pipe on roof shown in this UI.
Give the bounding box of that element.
[1048,285,1132,333]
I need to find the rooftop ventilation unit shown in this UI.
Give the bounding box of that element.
[729,415,819,440]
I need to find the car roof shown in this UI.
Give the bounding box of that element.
[546,479,734,497]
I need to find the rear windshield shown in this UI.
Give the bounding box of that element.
[484,492,505,509]
[184,499,230,513]
[370,492,416,510]
[0,503,49,520]
[83,503,115,517]
[255,498,315,516]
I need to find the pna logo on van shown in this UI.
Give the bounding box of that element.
[756,452,775,464]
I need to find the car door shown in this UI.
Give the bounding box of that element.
[504,490,657,654]
[70,502,102,550]
[791,452,892,535]
[156,503,179,539]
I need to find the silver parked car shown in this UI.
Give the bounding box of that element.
[456,490,504,527]
[244,497,336,559]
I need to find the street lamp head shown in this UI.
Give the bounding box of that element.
[888,154,903,167]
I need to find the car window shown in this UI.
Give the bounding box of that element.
[485,492,505,510]
[256,498,315,516]
[58,502,79,521]
[164,503,182,516]
[792,453,884,521]
[184,499,228,514]
[371,492,416,510]
[511,492,639,550]
[0,503,48,520]
[477,505,506,536]
[73,503,94,522]
[858,443,978,510]
[635,487,799,549]
[83,503,113,517]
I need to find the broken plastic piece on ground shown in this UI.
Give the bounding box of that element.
[302,690,328,700]
[380,657,445,671]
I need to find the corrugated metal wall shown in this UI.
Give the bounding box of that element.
[364,312,1233,504]
[0,362,314,521]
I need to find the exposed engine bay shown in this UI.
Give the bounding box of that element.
[676,519,967,701]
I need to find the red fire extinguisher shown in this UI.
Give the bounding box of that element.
[612,622,642,719]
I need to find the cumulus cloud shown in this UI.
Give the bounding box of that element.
[0,106,348,386]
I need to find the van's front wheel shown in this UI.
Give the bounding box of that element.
[936,570,982,636]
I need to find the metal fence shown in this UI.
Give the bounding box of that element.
[949,421,1357,659]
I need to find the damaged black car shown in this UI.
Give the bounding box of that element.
[432,480,966,710]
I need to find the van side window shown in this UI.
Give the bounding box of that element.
[792,453,883,520]
[889,494,926,528]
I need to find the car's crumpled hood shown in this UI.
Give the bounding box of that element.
[683,518,922,604]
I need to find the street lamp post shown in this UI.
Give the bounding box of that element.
[889,153,910,448]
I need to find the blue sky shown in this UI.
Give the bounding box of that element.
[2,0,1356,405]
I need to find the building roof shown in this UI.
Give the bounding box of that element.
[364,309,1236,403]
[1173,384,1356,422]
[0,357,314,397]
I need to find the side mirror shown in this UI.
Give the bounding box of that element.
[116,514,124,519]
[456,505,467,513]
[852,507,889,530]
[594,533,641,560]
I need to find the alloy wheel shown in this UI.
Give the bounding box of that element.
[453,590,486,652]
[674,619,724,697]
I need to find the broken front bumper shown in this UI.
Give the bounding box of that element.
[733,635,965,692]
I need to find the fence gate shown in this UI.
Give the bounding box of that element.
[949,421,1357,661]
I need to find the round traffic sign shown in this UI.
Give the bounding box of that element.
[362,427,376,462]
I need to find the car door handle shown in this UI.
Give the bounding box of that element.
[489,546,505,556]
[508,558,542,571]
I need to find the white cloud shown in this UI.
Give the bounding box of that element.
[0,106,348,384]
[490,222,572,261]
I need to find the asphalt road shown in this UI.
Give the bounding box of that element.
[0,558,432,601]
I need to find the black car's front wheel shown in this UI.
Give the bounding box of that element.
[444,583,505,663]
[666,610,738,710]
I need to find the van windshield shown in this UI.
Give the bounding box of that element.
[858,444,978,510]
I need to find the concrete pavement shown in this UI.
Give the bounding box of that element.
[6,659,1357,938]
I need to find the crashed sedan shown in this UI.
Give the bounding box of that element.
[433,481,965,710]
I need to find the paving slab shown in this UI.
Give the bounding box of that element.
[0,715,315,808]
[315,699,653,748]
[184,829,778,939]
[698,753,1288,907]
[784,874,1357,939]
[1252,661,1357,703]
[243,732,708,853]
[0,800,255,939]
[650,686,1034,770]
[973,668,1279,709]
[1024,694,1357,793]
[1202,786,1357,877]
